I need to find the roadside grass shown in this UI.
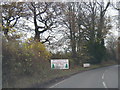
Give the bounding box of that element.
[12,60,117,88]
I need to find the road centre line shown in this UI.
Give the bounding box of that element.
[102,81,107,88]
[102,73,104,79]
[102,70,108,88]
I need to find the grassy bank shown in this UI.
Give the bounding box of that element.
[11,60,117,88]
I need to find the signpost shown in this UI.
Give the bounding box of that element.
[51,59,69,69]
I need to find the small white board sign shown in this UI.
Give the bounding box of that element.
[83,63,90,67]
[51,59,69,69]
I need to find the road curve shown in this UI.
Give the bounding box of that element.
[49,65,119,88]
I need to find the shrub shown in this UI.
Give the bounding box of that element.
[2,37,51,87]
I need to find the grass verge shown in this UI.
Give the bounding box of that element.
[10,60,117,88]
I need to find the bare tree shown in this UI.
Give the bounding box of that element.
[61,1,111,64]
[2,2,26,40]
[106,34,118,60]
[27,2,61,43]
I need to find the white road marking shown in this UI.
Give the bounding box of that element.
[49,79,66,88]
[102,73,104,79]
[103,81,107,88]
[102,70,108,88]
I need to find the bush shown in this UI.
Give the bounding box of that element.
[22,42,51,60]
[2,37,51,87]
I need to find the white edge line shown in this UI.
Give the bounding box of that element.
[103,81,107,88]
[49,79,66,88]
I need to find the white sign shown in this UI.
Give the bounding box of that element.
[83,63,90,68]
[51,59,69,69]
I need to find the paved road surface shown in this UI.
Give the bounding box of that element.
[50,65,119,88]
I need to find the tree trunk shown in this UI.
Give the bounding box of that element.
[34,31,40,42]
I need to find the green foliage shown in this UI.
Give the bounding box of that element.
[2,37,51,87]
[87,39,106,64]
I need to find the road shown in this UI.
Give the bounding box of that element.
[49,65,119,88]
